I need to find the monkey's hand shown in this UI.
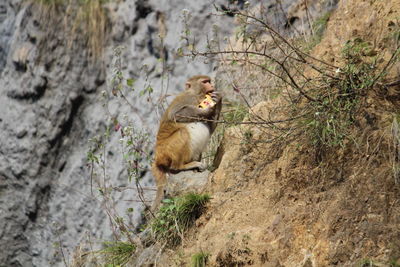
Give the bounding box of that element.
[210,91,222,104]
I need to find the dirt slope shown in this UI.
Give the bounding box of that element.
[163,0,400,266]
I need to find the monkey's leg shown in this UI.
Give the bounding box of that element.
[151,164,167,212]
[175,161,206,172]
[152,183,166,212]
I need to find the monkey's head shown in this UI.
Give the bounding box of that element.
[185,75,215,95]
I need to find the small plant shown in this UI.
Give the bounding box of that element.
[97,241,136,266]
[242,129,253,144]
[390,258,400,267]
[71,0,108,60]
[303,11,332,51]
[313,12,331,40]
[223,103,249,125]
[358,258,379,267]
[302,38,378,149]
[151,193,211,246]
[191,251,210,267]
[303,93,356,148]
[227,232,236,240]
[242,234,251,242]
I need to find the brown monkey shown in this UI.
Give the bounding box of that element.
[151,75,222,211]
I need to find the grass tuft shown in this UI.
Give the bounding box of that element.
[151,193,211,246]
[300,11,332,52]
[97,241,136,267]
[191,251,210,267]
[311,12,331,45]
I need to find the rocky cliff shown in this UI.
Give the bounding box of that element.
[0,0,241,266]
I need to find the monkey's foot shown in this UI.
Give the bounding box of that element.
[181,161,206,172]
[194,162,207,172]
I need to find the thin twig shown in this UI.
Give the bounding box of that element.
[304,0,314,36]
[372,46,400,86]
[176,114,304,125]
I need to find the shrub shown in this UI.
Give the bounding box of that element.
[302,38,378,149]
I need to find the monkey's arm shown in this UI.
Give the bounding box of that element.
[169,104,215,123]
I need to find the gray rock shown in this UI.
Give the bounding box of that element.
[166,170,210,196]
[130,242,164,267]
[0,0,242,266]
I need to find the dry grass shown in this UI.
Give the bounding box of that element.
[33,0,108,62]
[68,0,107,61]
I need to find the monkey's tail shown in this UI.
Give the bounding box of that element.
[151,162,167,211]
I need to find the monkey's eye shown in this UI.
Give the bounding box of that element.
[202,80,211,84]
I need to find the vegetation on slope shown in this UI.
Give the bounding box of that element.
[151,193,211,247]
[165,1,400,265]
[72,0,400,266]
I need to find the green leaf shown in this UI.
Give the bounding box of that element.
[126,78,135,87]
[176,47,184,56]
[146,86,153,94]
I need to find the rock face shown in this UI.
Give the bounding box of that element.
[0,0,241,266]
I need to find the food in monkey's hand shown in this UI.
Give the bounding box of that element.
[198,94,216,109]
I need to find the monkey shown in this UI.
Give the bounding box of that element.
[151,75,222,211]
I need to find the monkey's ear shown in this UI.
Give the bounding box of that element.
[185,82,191,90]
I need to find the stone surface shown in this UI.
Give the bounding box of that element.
[166,170,210,196]
[0,0,242,266]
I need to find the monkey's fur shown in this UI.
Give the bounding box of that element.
[151,75,222,211]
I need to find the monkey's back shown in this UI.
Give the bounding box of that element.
[154,121,192,170]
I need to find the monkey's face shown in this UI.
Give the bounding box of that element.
[185,76,215,95]
[201,78,215,94]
